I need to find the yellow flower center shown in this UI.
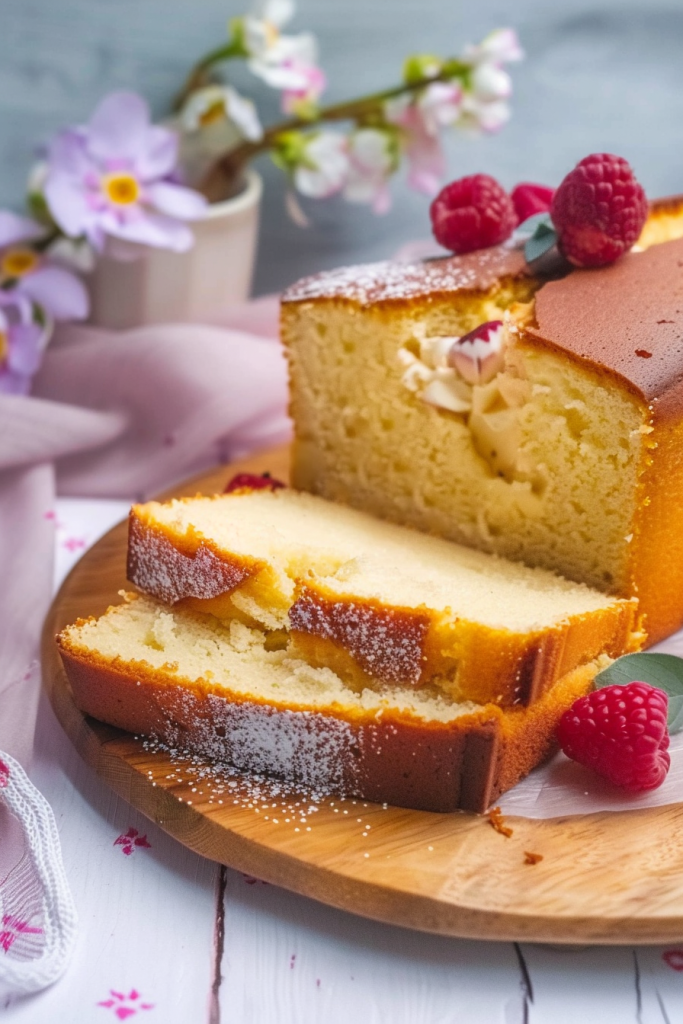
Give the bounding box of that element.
[1,248,38,279]
[199,99,228,127]
[103,172,141,206]
[0,331,7,365]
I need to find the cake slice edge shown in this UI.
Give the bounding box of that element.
[57,592,601,814]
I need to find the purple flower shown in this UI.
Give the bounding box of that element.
[0,211,89,321]
[44,92,207,253]
[0,293,46,396]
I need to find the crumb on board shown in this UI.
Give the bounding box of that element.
[487,806,513,838]
[523,851,543,865]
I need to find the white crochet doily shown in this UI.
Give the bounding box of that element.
[0,752,77,998]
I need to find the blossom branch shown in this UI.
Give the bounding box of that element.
[199,59,471,200]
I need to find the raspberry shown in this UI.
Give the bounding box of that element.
[430,174,517,254]
[224,472,286,493]
[550,153,648,267]
[556,682,670,792]
[511,182,555,224]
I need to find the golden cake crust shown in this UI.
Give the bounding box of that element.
[281,246,531,308]
[126,497,639,707]
[57,630,597,814]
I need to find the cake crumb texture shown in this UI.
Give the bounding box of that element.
[58,593,600,813]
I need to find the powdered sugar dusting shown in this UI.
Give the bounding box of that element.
[281,248,528,306]
[128,516,253,605]
[139,736,386,843]
[156,687,361,795]
[290,590,429,685]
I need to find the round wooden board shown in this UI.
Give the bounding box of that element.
[42,446,683,945]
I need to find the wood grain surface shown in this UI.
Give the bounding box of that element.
[40,446,683,945]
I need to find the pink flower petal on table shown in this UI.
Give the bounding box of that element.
[62,536,86,552]
[663,949,683,971]
[18,264,89,320]
[114,1009,135,1021]
[137,126,178,181]
[0,211,45,247]
[146,181,207,220]
[87,92,150,166]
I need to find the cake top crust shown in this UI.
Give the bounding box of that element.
[526,236,683,415]
[281,245,529,306]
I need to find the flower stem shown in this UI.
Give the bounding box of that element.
[199,59,470,200]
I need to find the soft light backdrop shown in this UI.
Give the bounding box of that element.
[2,0,682,294]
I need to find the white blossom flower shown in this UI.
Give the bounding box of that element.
[459,27,521,133]
[415,81,463,132]
[293,131,349,198]
[464,28,524,66]
[344,128,395,213]
[181,85,263,141]
[460,95,511,134]
[470,62,512,102]
[243,0,319,90]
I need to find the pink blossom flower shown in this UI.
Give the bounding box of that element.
[0,211,89,321]
[281,62,327,115]
[386,84,461,196]
[0,292,46,395]
[344,129,395,213]
[464,28,524,66]
[44,92,207,253]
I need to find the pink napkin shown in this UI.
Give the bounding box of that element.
[0,296,290,994]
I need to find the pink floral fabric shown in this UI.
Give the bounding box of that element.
[0,295,290,995]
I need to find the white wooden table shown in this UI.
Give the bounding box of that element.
[4,497,683,1023]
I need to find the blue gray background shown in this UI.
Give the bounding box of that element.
[2,0,682,294]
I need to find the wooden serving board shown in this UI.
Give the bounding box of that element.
[41,446,683,945]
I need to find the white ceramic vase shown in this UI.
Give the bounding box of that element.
[86,170,262,329]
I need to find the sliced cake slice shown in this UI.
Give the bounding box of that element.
[127,489,640,708]
[57,592,602,813]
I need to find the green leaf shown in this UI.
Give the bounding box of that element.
[594,652,683,733]
[518,212,553,234]
[524,222,557,263]
[27,191,54,228]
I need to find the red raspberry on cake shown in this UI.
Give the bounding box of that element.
[430,174,517,253]
[551,153,648,267]
[511,182,555,224]
[225,472,286,493]
[556,682,670,792]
